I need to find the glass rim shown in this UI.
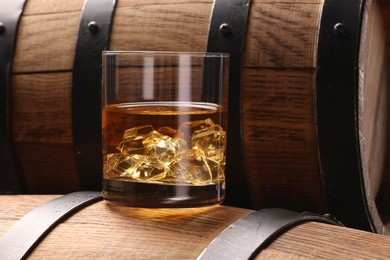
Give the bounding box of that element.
[102,50,229,58]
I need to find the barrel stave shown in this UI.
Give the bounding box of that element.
[1,196,390,259]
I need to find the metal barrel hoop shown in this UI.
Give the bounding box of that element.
[0,0,28,193]
[207,0,253,208]
[72,0,118,190]
[316,0,373,231]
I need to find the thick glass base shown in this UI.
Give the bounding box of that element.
[102,178,225,208]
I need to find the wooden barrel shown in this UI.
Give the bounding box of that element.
[1,195,390,259]
[2,0,390,234]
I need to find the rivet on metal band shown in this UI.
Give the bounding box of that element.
[72,0,117,190]
[0,0,28,193]
[206,0,253,208]
[333,22,348,37]
[0,23,6,34]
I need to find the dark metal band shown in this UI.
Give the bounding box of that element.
[316,0,373,231]
[207,0,252,208]
[198,208,343,260]
[0,191,102,259]
[72,0,117,190]
[0,0,27,193]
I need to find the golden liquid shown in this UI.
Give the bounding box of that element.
[102,101,227,207]
[102,102,227,153]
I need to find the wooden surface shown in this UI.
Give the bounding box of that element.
[241,68,325,211]
[10,0,328,207]
[244,1,323,68]
[359,0,390,235]
[241,0,326,212]
[6,0,390,234]
[110,0,212,52]
[11,0,84,193]
[1,195,390,259]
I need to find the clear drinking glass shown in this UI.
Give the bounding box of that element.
[102,51,229,207]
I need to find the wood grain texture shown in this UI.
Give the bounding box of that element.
[14,143,80,194]
[109,0,212,52]
[22,0,83,15]
[11,73,72,143]
[241,68,326,212]
[0,195,60,235]
[359,0,390,234]
[359,0,387,198]
[260,222,390,260]
[10,72,77,193]
[244,1,323,68]
[241,0,326,213]
[12,11,80,73]
[1,195,390,259]
[0,196,250,259]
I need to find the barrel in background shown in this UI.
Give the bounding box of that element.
[4,0,390,234]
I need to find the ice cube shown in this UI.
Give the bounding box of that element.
[177,118,215,144]
[143,131,188,165]
[104,153,123,178]
[192,124,226,163]
[118,125,155,155]
[132,159,169,181]
[206,158,225,181]
[171,138,188,152]
[104,153,147,178]
[107,121,225,185]
[169,149,213,184]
